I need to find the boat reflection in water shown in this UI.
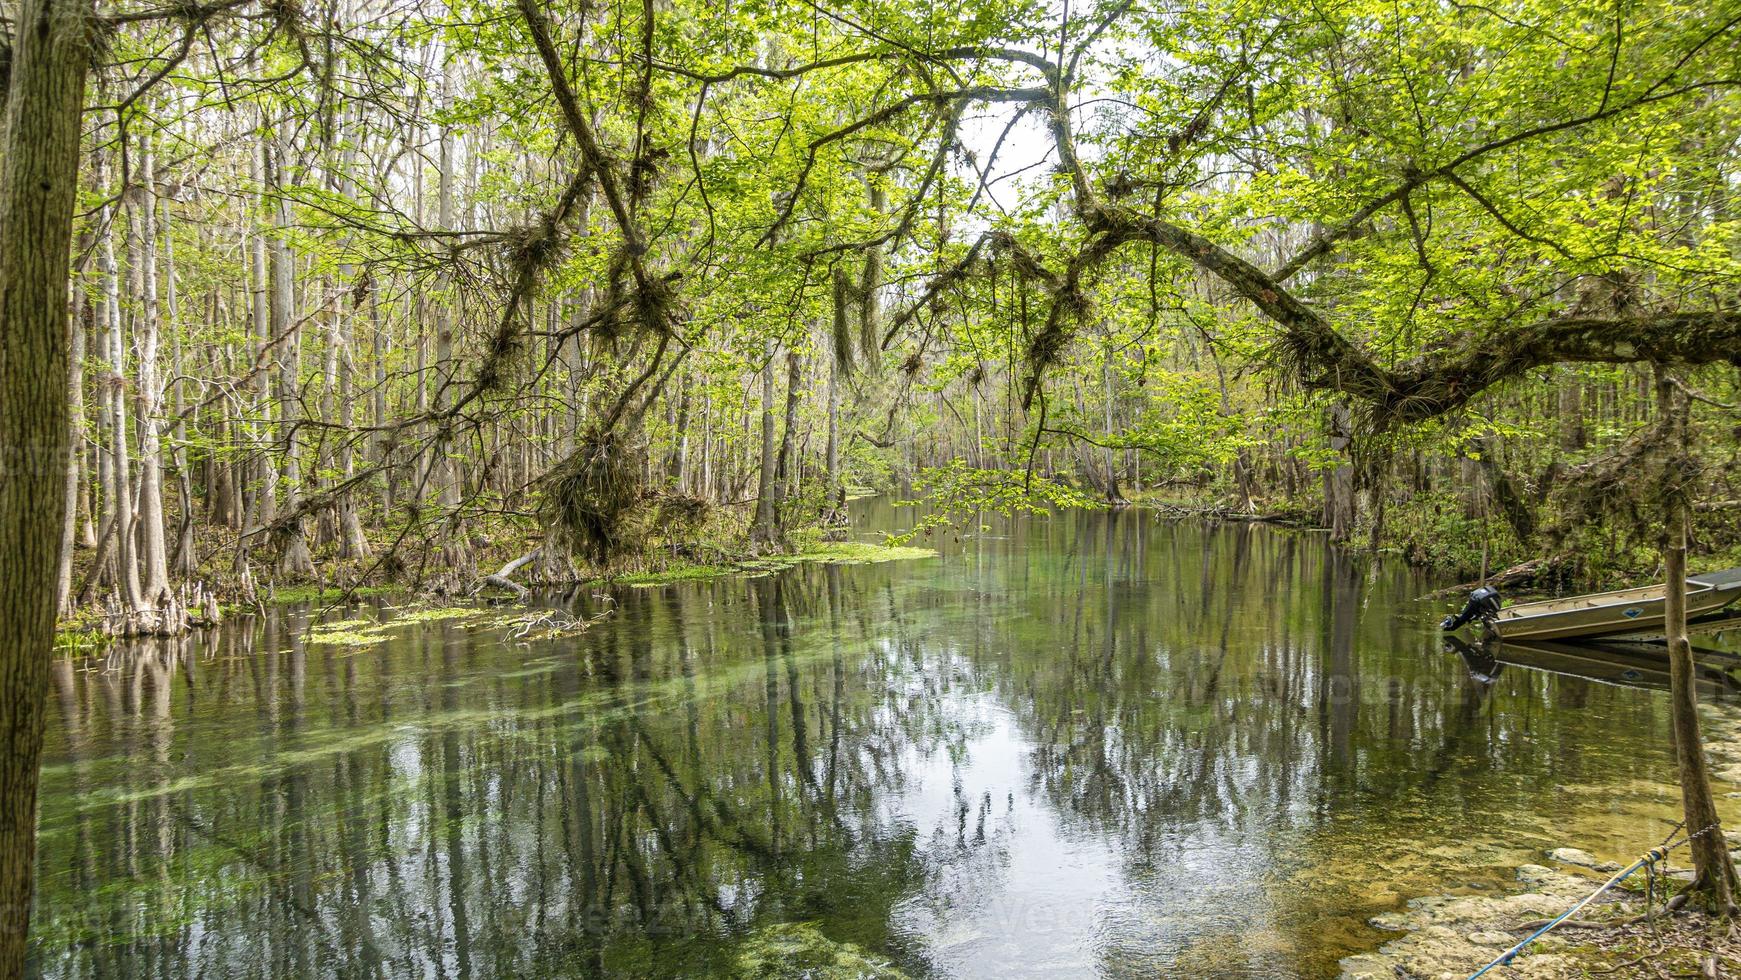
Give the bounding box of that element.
[1444,634,1741,699]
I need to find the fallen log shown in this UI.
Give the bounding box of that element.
[478,548,541,598]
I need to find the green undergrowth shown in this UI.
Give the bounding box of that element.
[269,583,406,604]
[52,609,112,656]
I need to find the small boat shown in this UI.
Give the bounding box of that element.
[1441,567,1741,642]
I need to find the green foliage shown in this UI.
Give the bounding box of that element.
[890,460,1104,544]
[1370,491,1530,579]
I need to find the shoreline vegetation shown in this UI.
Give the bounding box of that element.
[52,523,940,647]
[53,484,1740,647]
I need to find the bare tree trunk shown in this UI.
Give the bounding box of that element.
[431,68,470,574]
[131,139,171,602]
[773,348,801,510]
[1558,370,1585,452]
[269,137,314,577]
[235,131,277,586]
[1657,372,1738,911]
[162,195,197,577]
[55,296,88,615]
[1101,333,1123,504]
[750,340,780,549]
[370,289,392,517]
[335,315,370,559]
[0,0,90,968]
[824,267,848,527]
[1324,402,1355,541]
[99,180,145,614]
[699,390,713,500]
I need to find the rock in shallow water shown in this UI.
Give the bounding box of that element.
[1339,861,1598,980]
[1546,847,1619,872]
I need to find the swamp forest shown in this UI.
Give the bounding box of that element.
[4,0,1741,974]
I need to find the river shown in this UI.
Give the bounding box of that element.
[29,502,1717,978]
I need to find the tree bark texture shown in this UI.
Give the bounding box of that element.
[0,0,90,971]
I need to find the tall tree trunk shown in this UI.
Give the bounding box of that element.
[370,289,392,517]
[55,296,88,616]
[99,184,145,614]
[235,131,277,585]
[1558,370,1585,452]
[131,139,171,602]
[858,176,885,372]
[431,69,470,574]
[1100,333,1123,504]
[773,348,801,510]
[750,340,780,549]
[1324,402,1355,541]
[1657,372,1738,911]
[0,0,90,969]
[162,194,197,577]
[824,266,849,526]
[269,137,314,577]
[334,310,370,559]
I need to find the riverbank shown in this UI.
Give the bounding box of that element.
[1342,703,1741,979]
[53,532,938,646]
[1338,855,1739,978]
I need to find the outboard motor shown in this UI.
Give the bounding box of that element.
[1440,586,1502,631]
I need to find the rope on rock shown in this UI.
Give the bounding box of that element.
[1466,823,1719,980]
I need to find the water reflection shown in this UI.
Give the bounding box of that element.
[31,505,1716,978]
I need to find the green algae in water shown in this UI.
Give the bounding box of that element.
[385,605,494,624]
[27,501,1733,980]
[307,622,387,648]
[732,923,908,979]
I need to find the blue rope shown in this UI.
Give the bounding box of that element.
[1466,846,1669,980]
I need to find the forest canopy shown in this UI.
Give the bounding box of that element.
[0,0,1733,612]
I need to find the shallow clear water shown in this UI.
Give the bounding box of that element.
[30,503,1727,978]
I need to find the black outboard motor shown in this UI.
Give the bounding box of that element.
[1440,586,1502,631]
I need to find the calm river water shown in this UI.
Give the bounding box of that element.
[29,502,1723,978]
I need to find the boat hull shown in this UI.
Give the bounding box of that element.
[1491,573,1741,642]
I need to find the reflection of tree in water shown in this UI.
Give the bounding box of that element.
[29,511,1694,980]
[33,566,975,978]
[934,509,1685,976]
